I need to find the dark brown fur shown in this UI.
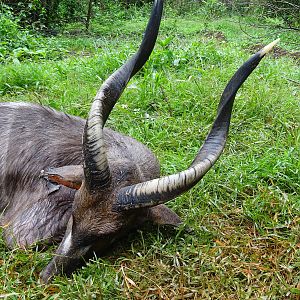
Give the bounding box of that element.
[0,102,180,253]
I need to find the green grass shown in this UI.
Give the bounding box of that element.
[0,5,299,299]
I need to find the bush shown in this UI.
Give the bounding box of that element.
[3,0,88,30]
[220,0,299,27]
[0,4,65,62]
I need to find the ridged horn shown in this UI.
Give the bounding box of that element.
[83,0,163,192]
[114,39,280,210]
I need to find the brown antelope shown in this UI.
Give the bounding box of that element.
[0,0,278,282]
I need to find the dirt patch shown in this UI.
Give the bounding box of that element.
[202,30,227,42]
[249,44,300,62]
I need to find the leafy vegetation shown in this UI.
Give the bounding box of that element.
[0,1,299,299]
[0,5,66,63]
[2,0,299,30]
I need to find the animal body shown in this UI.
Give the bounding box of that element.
[0,0,278,282]
[0,103,162,246]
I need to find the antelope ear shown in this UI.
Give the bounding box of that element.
[143,205,183,227]
[41,165,83,190]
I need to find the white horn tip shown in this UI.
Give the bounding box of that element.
[259,38,280,57]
